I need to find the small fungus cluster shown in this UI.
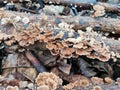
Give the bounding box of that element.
[91,77,104,85]
[1,16,29,25]
[63,79,90,90]
[6,86,19,90]
[92,86,102,90]
[35,72,62,90]
[45,27,110,62]
[93,5,105,17]
[14,29,40,46]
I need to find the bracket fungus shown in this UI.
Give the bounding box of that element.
[0,14,116,62]
[0,21,111,61]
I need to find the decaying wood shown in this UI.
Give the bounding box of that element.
[43,0,120,14]
[72,84,120,90]
[25,50,47,73]
[43,0,93,10]
[58,72,120,90]
[0,10,120,34]
[0,10,120,61]
[98,2,120,14]
[104,39,120,54]
[1,0,120,14]
[0,1,120,90]
[69,16,120,34]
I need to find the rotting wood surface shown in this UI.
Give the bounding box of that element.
[2,0,120,14]
[1,10,120,34]
[43,0,120,14]
[0,10,120,61]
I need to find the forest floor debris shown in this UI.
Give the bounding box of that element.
[0,0,120,90]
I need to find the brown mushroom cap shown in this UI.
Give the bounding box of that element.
[46,43,55,50]
[91,77,104,85]
[60,48,75,58]
[76,49,90,56]
[73,43,84,49]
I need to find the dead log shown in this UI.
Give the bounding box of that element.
[0,10,120,61]
[43,0,93,10]
[103,39,120,54]
[1,0,120,14]
[98,2,120,14]
[0,10,120,34]
[43,0,120,14]
[70,16,120,34]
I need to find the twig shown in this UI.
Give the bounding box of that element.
[2,66,32,70]
[25,50,47,73]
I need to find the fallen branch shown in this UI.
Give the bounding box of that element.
[25,50,47,73]
[2,66,32,70]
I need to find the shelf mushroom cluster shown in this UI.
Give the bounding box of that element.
[0,18,110,62]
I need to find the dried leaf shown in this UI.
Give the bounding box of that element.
[77,58,97,77]
[58,62,71,75]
